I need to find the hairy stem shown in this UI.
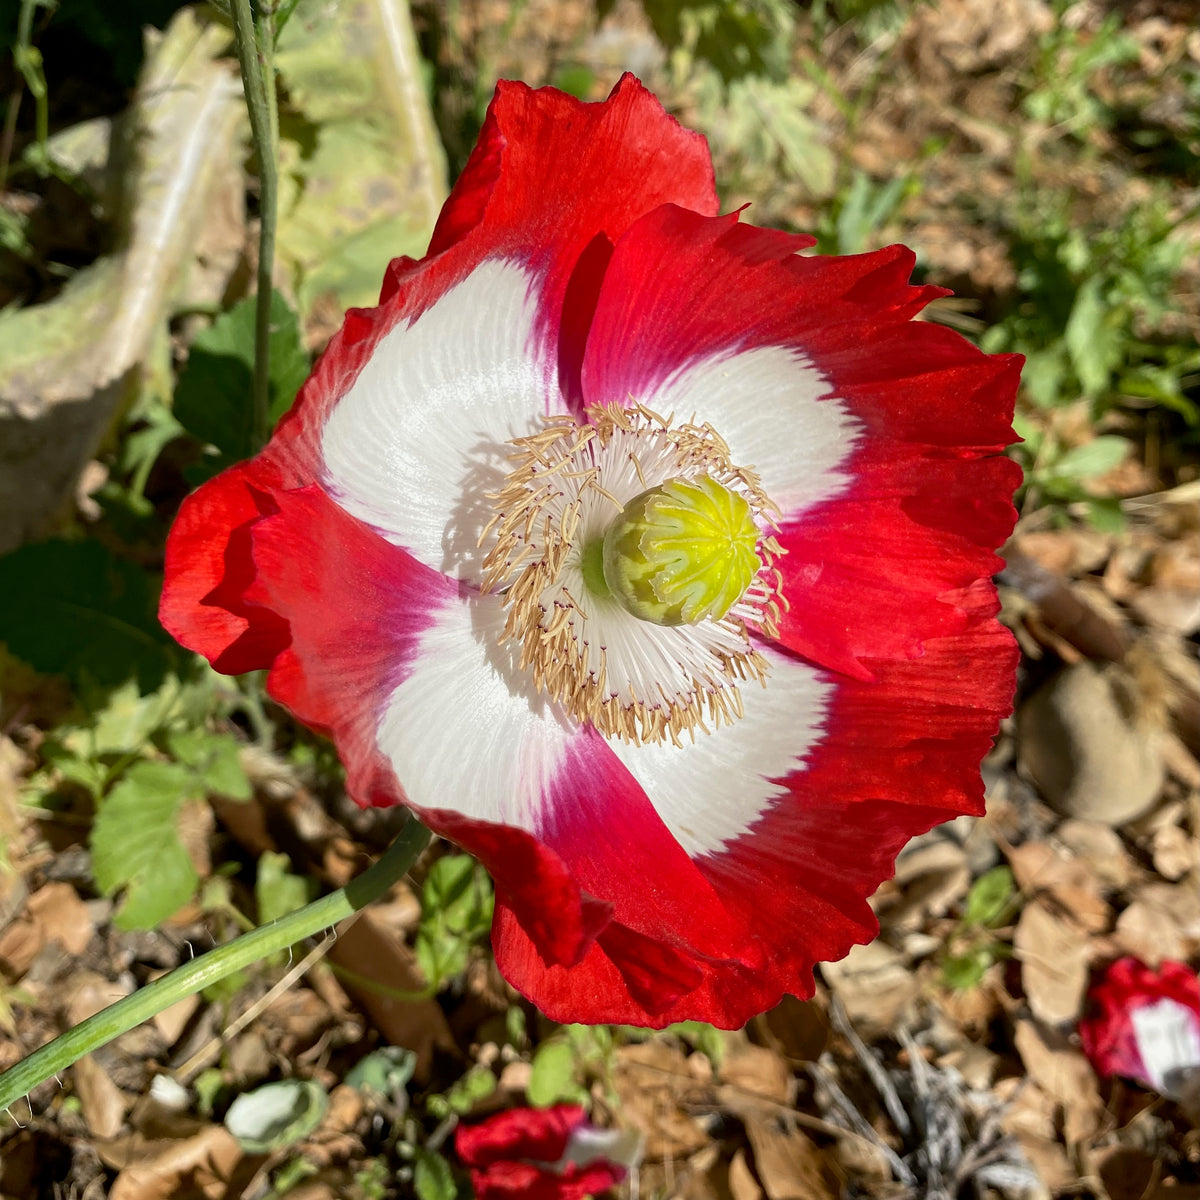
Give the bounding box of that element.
[0,819,431,1115]
[229,0,279,451]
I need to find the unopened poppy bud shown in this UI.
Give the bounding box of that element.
[596,476,762,625]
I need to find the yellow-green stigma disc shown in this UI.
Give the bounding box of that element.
[601,477,763,626]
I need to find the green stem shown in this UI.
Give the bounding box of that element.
[0,818,431,1115]
[229,0,279,452]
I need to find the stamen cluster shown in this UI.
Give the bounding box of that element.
[480,404,786,745]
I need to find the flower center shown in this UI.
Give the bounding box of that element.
[598,478,763,626]
[480,404,786,745]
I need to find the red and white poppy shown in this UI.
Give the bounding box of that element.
[454,1104,639,1200]
[160,75,1022,1027]
[1079,957,1200,1101]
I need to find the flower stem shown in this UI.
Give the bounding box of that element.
[229,0,280,452]
[0,818,431,1115]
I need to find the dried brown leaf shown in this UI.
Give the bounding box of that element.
[1013,1018,1105,1145]
[719,1040,793,1107]
[819,942,917,1035]
[1014,897,1092,1025]
[754,995,830,1064]
[744,1121,838,1200]
[74,1053,130,1140]
[1152,823,1200,881]
[613,1041,710,1159]
[1115,881,1200,964]
[326,910,454,1082]
[729,1147,764,1200]
[1008,840,1110,932]
[107,1126,245,1200]
[1055,820,1136,889]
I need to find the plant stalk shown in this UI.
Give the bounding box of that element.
[229,0,280,451]
[0,818,431,1115]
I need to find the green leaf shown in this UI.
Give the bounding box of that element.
[527,1040,580,1108]
[193,1067,226,1116]
[1065,276,1119,397]
[35,741,107,796]
[0,540,175,691]
[90,759,198,929]
[224,1078,329,1153]
[835,170,910,255]
[1042,435,1129,481]
[1020,347,1069,409]
[413,1150,457,1200]
[665,1020,725,1068]
[255,850,311,926]
[963,866,1015,929]
[942,947,994,991]
[415,854,494,988]
[552,65,596,99]
[173,290,308,473]
[1085,497,1126,533]
[345,1046,417,1102]
[167,729,251,799]
[91,677,182,757]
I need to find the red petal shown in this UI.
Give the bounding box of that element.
[456,1105,585,1167]
[158,459,290,673]
[468,1161,624,1200]
[495,590,1014,1028]
[456,1107,626,1200]
[275,73,718,475]
[580,204,1020,678]
[242,485,457,808]
[491,730,779,1024]
[1079,957,1200,1088]
[429,74,717,409]
[162,78,720,657]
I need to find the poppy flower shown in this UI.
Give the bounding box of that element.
[454,1104,640,1200]
[160,75,1021,1027]
[1079,957,1200,1102]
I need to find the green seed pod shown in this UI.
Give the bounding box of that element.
[600,477,762,626]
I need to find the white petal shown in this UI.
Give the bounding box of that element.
[559,1124,644,1172]
[641,345,860,520]
[610,645,832,856]
[1131,997,1200,1094]
[376,589,575,831]
[321,259,557,583]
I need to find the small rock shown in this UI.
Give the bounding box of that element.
[1017,662,1165,825]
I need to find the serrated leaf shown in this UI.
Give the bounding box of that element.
[224,1079,328,1153]
[413,1150,457,1200]
[35,742,106,796]
[527,1041,579,1108]
[415,854,494,988]
[963,866,1015,928]
[173,290,308,473]
[90,676,182,757]
[91,759,198,929]
[167,729,251,799]
[0,540,175,691]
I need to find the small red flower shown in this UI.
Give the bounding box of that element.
[455,1104,639,1200]
[1079,958,1200,1099]
[160,76,1021,1026]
